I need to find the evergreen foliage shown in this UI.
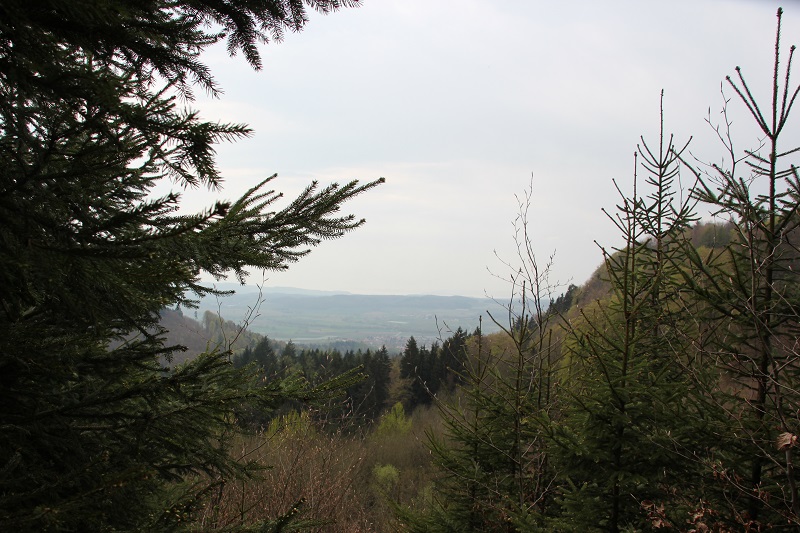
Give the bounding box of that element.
[0,0,379,530]
[440,327,470,389]
[674,8,800,524]
[355,346,393,421]
[400,332,472,411]
[552,103,705,531]
[232,343,394,427]
[400,337,428,407]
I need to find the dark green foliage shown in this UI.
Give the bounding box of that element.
[403,310,558,531]
[547,284,578,315]
[354,346,392,421]
[0,0,378,530]
[673,8,800,524]
[440,327,469,389]
[399,337,425,407]
[233,337,285,428]
[401,336,457,410]
[232,343,394,428]
[403,329,486,412]
[237,337,280,376]
[551,100,707,532]
[0,0,362,106]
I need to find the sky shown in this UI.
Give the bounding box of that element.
[182,0,800,299]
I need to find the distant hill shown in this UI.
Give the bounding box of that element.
[189,285,506,352]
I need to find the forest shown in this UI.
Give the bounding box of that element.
[2,1,800,532]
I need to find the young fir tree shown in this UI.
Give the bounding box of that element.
[676,9,800,526]
[551,103,705,532]
[0,1,378,530]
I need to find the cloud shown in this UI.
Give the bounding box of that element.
[188,0,800,297]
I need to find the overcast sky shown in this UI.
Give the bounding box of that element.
[183,0,799,299]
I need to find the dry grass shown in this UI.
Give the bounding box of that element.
[195,411,373,532]
[190,406,442,532]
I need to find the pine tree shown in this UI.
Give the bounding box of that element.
[675,9,800,525]
[400,336,426,408]
[371,345,392,415]
[0,1,378,530]
[552,101,708,532]
[355,345,392,421]
[441,327,469,391]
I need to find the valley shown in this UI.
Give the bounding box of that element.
[194,284,505,351]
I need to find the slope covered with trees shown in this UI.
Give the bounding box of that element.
[401,9,800,532]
